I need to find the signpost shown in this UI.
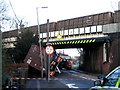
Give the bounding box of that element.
[56,34,62,40]
[0,30,2,90]
[46,19,50,80]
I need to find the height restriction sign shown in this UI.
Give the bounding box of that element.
[45,45,54,55]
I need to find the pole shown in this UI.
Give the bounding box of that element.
[36,7,43,78]
[0,22,2,90]
[46,19,50,80]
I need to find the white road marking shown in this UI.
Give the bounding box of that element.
[80,76,88,80]
[66,83,79,88]
[72,73,96,81]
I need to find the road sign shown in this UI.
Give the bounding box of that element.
[56,34,62,40]
[45,45,54,55]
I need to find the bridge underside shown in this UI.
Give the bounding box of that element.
[43,36,111,74]
[43,36,111,49]
[53,42,101,49]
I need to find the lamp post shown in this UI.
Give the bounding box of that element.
[0,21,2,90]
[36,6,48,78]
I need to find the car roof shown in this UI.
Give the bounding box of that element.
[106,66,120,78]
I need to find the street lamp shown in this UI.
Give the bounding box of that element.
[36,6,48,78]
[0,29,2,90]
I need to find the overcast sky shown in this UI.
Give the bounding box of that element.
[7,0,120,30]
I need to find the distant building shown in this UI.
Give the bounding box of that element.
[60,53,71,60]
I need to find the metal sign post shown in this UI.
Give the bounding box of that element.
[46,19,50,81]
[0,30,2,90]
[36,7,43,78]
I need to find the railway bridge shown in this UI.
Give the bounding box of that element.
[41,23,120,75]
[2,11,120,74]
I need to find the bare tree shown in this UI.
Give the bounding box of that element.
[77,48,83,55]
[0,0,8,20]
[0,0,10,29]
[0,0,28,31]
[77,48,84,68]
[0,0,9,88]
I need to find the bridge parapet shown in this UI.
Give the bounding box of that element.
[41,25,103,42]
[103,23,120,34]
[3,22,120,48]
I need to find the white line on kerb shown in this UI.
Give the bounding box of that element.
[80,76,88,80]
[72,74,96,81]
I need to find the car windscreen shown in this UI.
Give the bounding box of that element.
[103,68,120,86]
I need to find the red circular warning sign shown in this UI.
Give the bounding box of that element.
[45,45,54,55]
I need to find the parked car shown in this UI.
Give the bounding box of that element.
[90,66,120,90]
